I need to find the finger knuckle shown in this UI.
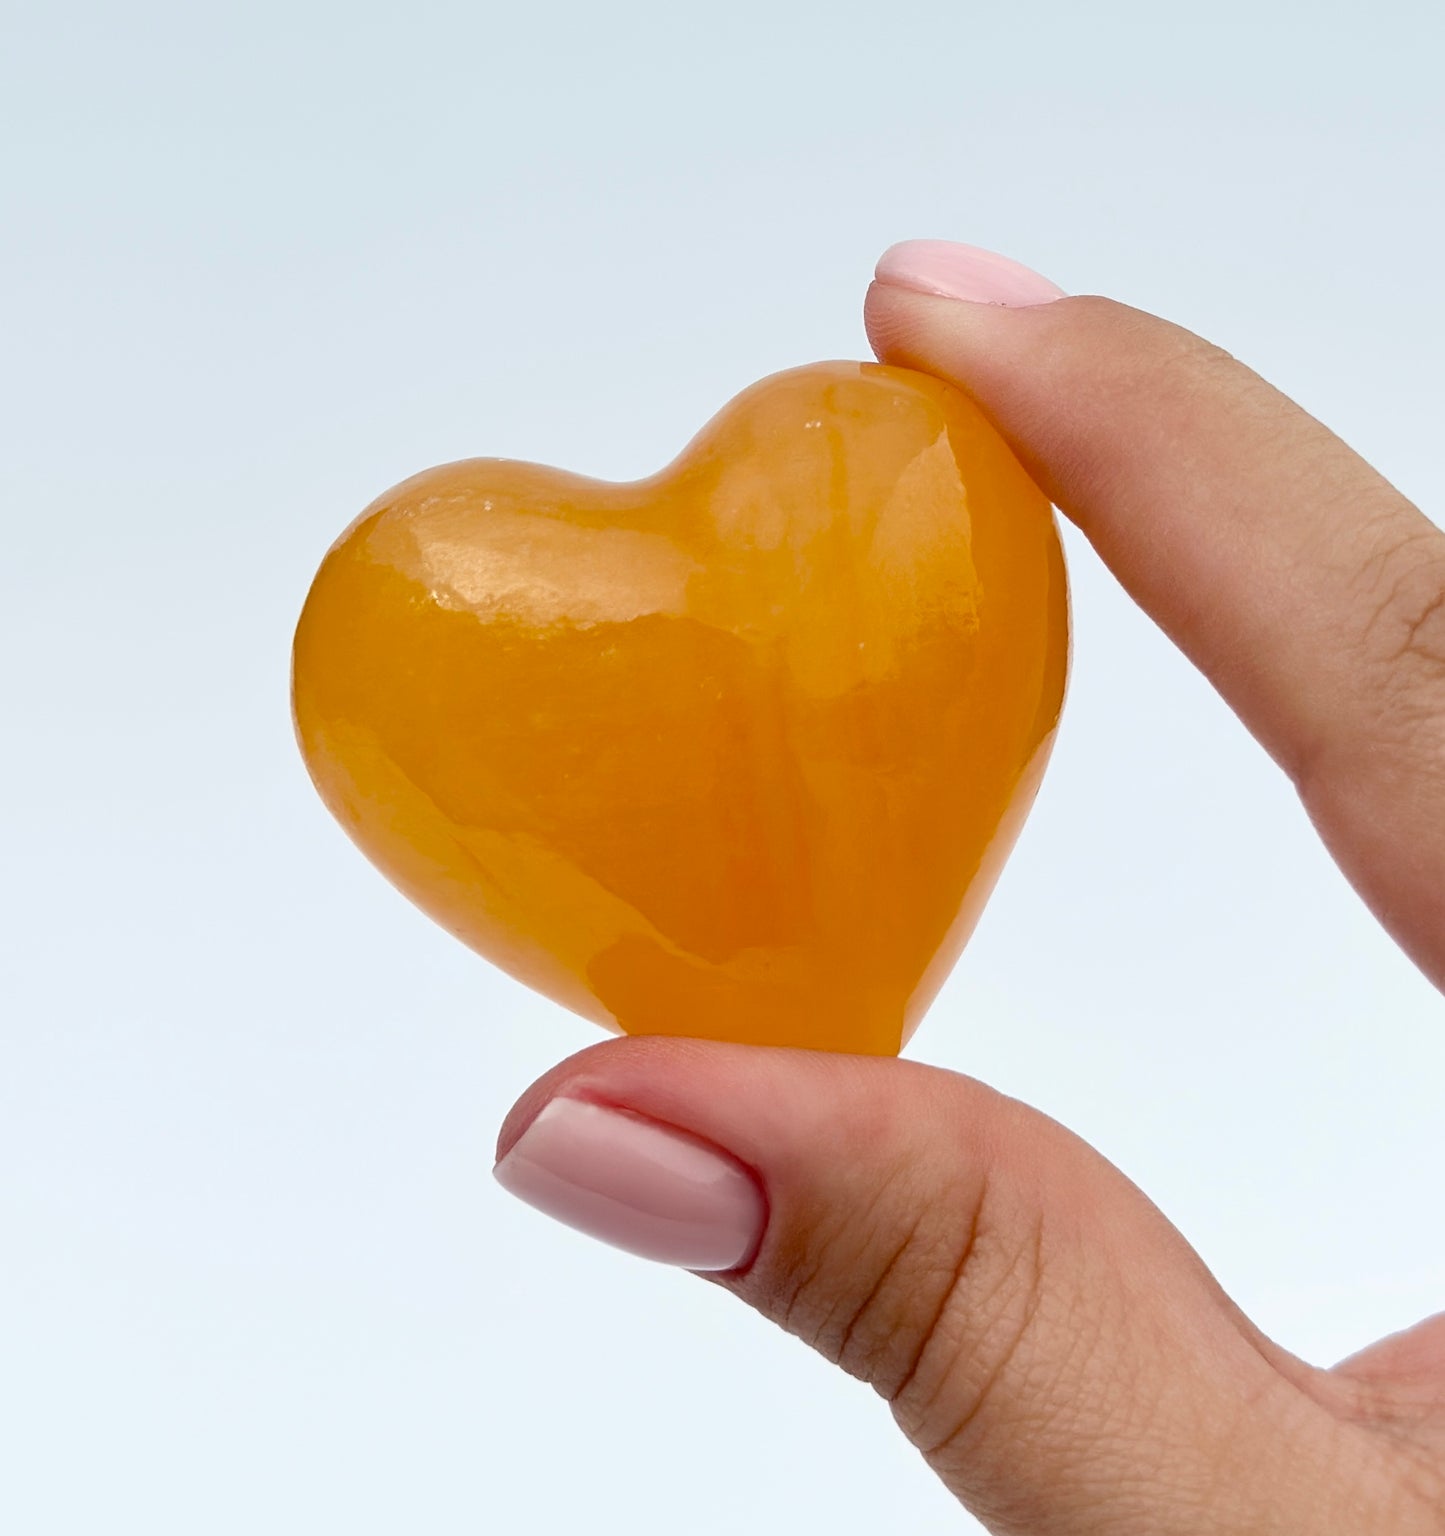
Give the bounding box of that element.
[1347,523,1445,746]
[756,1155,1055,1458]
[808,1175,1055,1465]
[1351,520,1445,655]
[765,1155,965,1385]
[893,1204,1058,1461]
[738,1120,1108,1484]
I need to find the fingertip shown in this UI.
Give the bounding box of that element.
[862,277,910,363]
[494,1033,792,1165]
[493,1035,638,1162]
[873,239,1068,306]
[863,279,1090,399]
[493,1092,769,1273]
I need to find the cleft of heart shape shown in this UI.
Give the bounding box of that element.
[292,361,1069,1055]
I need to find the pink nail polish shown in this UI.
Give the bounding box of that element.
[874,240,1066,307]
[493,1098,766,1271]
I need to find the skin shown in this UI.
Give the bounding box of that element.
[498,285,1445,1533]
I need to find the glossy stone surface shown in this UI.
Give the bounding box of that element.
[292,362,1069,1054]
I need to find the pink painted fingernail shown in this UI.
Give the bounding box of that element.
[493,1098,766,1271]
[875,240,1066,307]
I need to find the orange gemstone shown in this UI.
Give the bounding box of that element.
[292,362,1069,1055]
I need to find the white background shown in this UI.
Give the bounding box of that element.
[3,2,1442,1532]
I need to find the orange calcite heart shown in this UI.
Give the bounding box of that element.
[292,362,1068,1055]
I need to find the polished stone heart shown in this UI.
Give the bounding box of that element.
[292,362,1068,1054]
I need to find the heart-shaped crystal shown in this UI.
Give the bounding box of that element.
[292,362,1068,1054]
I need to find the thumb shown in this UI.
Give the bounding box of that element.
[494,1037,1378,1534]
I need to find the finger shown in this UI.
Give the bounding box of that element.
[864,242,1445,988]
[494,1037,1427,1535]
[1333,1314,1445,1473]
[1335,1311,1445,1400]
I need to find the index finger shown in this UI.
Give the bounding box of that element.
[865,250,1445,987]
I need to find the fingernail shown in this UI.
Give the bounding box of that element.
[493,1098,766,1271]
[875,239,1066,307]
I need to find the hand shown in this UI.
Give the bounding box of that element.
[492,241,1445,1534]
